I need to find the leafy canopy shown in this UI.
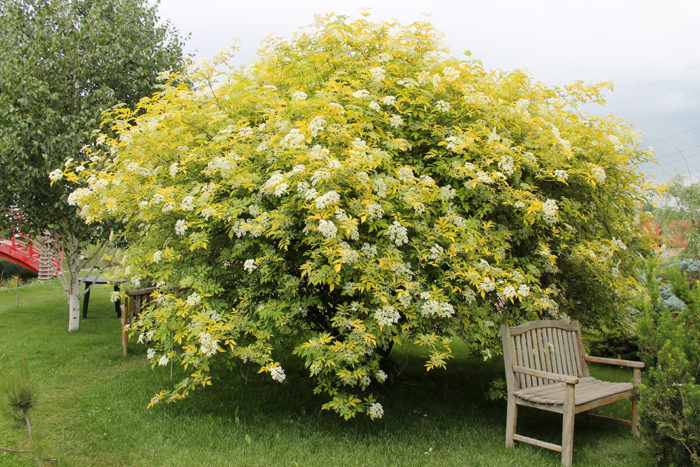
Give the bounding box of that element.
[0,0,185,238]
[76,14,654,419]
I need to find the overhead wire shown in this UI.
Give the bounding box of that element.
[645,124,700,145]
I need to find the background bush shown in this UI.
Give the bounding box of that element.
[637,258,700,465]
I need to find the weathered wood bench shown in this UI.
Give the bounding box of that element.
[120,287,157,356]
[501,320,644,466]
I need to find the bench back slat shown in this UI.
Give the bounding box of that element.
[502,320,589,391]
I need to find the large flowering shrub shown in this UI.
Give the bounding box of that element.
[75,15,653,419]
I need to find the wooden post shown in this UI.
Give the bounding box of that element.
[632,367,642,437]
[506,399,517,447]
[501,324,518,447]
[561,383,575,466]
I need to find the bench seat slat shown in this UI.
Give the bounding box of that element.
[514,377,634,406]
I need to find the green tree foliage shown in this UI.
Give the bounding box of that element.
[76,15,654,418]
[0,0,186,330]
[637,259,700,465]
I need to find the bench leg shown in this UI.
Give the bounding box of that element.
[505,398,517,447]
[113,284,121,318]
[121,302,128,356]
[561,384,575,466]
[632,368,641,437]
[81,282,93,319]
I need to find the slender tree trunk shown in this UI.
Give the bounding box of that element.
[58,234,83,332]
[67,277,81,332]
[57,232,118,332]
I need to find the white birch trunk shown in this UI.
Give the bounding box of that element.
[57,232,118,332]
[58,234,84,332]
[67,276,81,332]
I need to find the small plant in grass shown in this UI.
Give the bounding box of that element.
[0,359,53,465]
[636,257,700,465]
[76,14,654,419]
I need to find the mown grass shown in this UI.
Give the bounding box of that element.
[0,281,651,466]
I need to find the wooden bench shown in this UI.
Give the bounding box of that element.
[120,287,157,356]
[501,320,644,466]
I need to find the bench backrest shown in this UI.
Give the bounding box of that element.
[125,287,157,318]
[501,320,589,391]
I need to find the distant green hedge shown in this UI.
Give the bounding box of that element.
[0,258,36,281]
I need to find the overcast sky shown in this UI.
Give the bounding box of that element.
[157,0,700,183]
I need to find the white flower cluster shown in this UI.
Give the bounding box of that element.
[369,101,381,112]
[372,178,387,198]
[420,299,455,318]
[175,219,187,236]
[340,242,360,264]
[502,285,516,300]
[147,348,156,359]
[445,135,470,152]
[110,291,121,303]
[318,219,338,239]
[292,91,307,101]
[442,67,460,81]
[554,169,568,180]
[518,284,530,297]
[261,172,286,196]
[368,402,384,419]
[67,188,91,206]
[152,250,162,263]
[352,89,370,99]
[611,237,627,250]
[498,156,515,175]
[198,332,218,357]
[361,243,377,257]
[181,195,195,211]
[374,305,400,327]
[243,259,256,273]
[169,162,178,178]
[370,66,386,82]
[435,100,451,112]
[311,168,331,186]
[389,114,404,128]
[270,365,286,382]
[297,182,317,200]
[424,243,442,262]
[308,116,326,137]
[158,355,169,366]
[309,145,329,160]
[396,167,413,181]
[207,157,235,176]
[480,277,496,293]
[476,171,493,184]
[608,134,624,151]
[592,167,606,184]
[280,129,306,149]
[542,199,559,225]
[49,169,63,182]
[386,220,408,246]
[186,292,201,306]
[382,95,396,106]
[315,190,340,209]
[375,370,387,383]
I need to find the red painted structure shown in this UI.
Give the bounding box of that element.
[642,220,692,248]
[0,232,62,276]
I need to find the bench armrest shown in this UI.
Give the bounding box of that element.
[584,355,645,369]
[512,365,579,384]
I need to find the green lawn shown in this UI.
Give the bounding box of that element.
[0,280,651,466]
